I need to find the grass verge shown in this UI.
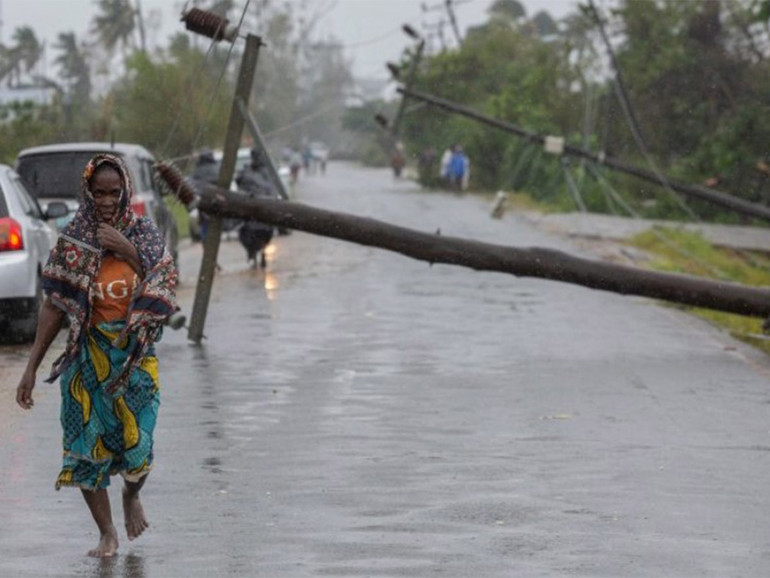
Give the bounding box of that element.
[166,196,190,239]
[627,227,770,355]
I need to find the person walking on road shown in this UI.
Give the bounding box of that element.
[15,154,178,558]
[439,144,455,185]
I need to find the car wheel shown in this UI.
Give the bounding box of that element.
[10,273,42,343]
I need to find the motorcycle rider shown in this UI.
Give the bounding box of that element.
[235,147,275,268]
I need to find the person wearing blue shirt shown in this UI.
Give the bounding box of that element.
[447,145,470,192]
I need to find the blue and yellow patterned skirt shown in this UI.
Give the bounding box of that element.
[56,321,160,491]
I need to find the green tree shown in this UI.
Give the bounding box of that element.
[91,0,137,57]
[110,35,233,158]
[402,12,583,193]
[297,41,354,149]
[53,32,93,139]
[602,0,770,220]
[0,26,43,86]
[488,0,526,22]
[54,32,91,102]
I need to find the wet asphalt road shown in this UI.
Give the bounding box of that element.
[2,162,770,577]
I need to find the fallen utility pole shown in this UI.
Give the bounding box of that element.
[154,172,770,319]
[397,87,770,224]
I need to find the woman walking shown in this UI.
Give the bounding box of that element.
[16,154,178,557]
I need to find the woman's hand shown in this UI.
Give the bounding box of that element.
[97,223,143,277]
[97,223,132,258]
[16,369,36,409]
[17,298,65,410]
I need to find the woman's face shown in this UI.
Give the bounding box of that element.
[90,167,123,224]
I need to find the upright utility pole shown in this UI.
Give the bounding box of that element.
[134,0,147,53]
[188,33,263,343]
[444,0,463,47]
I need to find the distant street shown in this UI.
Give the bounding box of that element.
[2,162,769,577]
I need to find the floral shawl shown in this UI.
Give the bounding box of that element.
[42,154,178,396]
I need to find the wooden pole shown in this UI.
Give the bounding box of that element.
[390,39,425,143]
[397,86,770,224]
[188,34,262,343]
[188,183,770,319]
[236,97,289,200]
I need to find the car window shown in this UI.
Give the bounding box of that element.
[16,152,96,199]
[137,158,153,192]
[141,159,162,198]
[14,177,43,219]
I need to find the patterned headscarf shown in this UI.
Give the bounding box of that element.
[42,154,178,396]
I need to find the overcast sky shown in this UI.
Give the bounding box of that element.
[1,0,580,79]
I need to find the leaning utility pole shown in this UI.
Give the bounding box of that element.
[389,33,426,143]
[397,86,770,224]
[236,97,289,200]
[183,8,263,343]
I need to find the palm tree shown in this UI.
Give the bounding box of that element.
[0,27,42,86]
[91,0,137,57]
[0,45,14,86]
[54,32,91,102]
[12,27,43,75]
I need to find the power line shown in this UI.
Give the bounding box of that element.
[158,0,251,170]
[587,0,699,221]
[187,0,252,157]
[336,27,401,50]
[261,101,343,140]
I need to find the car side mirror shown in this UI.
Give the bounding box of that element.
[45,201,70,220]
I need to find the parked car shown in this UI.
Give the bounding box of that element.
[0,164,67,342]
[15,142,179,262]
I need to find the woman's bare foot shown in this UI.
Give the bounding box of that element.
[122,487,149,540]
[87,527,119,557]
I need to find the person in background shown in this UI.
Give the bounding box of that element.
[302,144,313,175]
[15,154,178,558]
[447,145,470,192]
[289,150,303,185]
[439,144,455,186]
[418,145,437,186]
[235,148,276,268]
[391,142,406,178]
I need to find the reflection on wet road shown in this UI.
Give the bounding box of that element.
[2,162,770,576]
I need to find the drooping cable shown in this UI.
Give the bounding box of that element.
[587,0,700,221]
[585,162,730,279]
[560,159,587,212]
[185,0,252,162]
